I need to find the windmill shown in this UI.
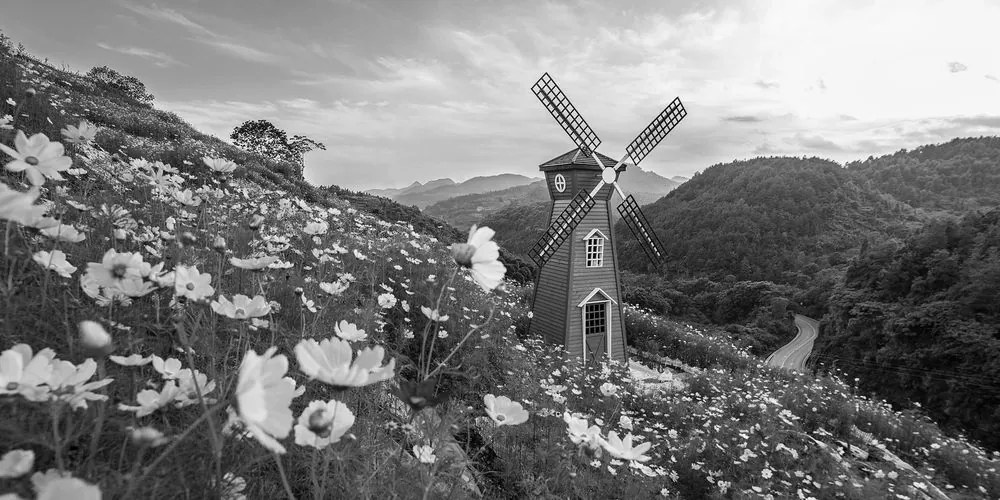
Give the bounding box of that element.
[526,73,686,364]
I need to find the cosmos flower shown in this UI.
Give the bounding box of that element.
[0,449,34,478]
[172,188,202,207]
[118,381,180,417]
[46,358,114,410]
[151,356,183,379]
[35,475,102,500]
[450,225,506,292]
[234,347,295,454]
[211,294,272,320]
[599,431,652,462]
[109,353,152,366]
[319,281,348,296]
[0,131,72,186]
[38,222,86,243]
[32,250,77,278]
[377,293,397,309]
[413,445,436,464]
[60,120,98,145]
[0,344,56,401]
[0,182,51,227]
[303,220,329,235]
[333,320,367,342]
[294,336,395,389]
[293,399,355,448]
[203,156,238,174]
[85,249,150,292]
[174,265,214,301]
[483,394,529,426]
[229,255,278,270]
[564,412,604,450]
[420,306,449,322]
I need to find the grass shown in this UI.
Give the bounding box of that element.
[1,30,999,499]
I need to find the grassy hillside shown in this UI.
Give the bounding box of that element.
[1,31,998,499]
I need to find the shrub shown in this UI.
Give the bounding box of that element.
[86,65,154,105]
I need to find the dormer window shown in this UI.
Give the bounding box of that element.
[582,229,606,268]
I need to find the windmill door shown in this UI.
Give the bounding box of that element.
[583,301,609,364]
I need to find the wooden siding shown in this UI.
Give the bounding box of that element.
[529,199,572,349]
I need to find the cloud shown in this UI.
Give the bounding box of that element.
[948,61,968,73]
[987,74,999,83]
[754,80,780,89]
[790,133,842,152]
[96,42,181,67]
[121,3,276,63]
[948,115,1000,128]
[723,115,763,123]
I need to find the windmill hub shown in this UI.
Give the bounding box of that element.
[601,167,617,184]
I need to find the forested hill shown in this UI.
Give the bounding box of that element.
[616,156,912,282]
[814,210,1000,450]
[847,136,1000,211]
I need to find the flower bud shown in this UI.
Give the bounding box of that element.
[248,214,265,230]
[25,88,36,97]
[212,236,227,253]
[78,320,113,355]
[130,426,168,447]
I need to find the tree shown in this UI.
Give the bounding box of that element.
[86,66,154,104]
[230,120,326,166]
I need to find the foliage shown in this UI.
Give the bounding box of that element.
[617,156,912,282]
[847,137,1000,211]
[815,210,1000,451]
[230,119,326,176]
[86,65,154,105]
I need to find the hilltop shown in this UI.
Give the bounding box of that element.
[366,173,540,209]
[0,30,998,500]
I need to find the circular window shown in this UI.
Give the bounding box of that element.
[554,174,566,193]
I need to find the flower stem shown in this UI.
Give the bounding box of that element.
[426,303,496,380]
[421,268,457,378]
[50,403,65,472]
[273,451,297,500]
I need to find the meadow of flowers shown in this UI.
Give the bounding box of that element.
[2,31,1000,500]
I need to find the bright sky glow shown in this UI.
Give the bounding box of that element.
[4,0,999,190]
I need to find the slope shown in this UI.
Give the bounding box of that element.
[847,137,1000,212]
[617,156,914,281]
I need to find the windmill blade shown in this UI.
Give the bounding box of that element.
[528,190,596,267]
[624,97,686,166]
[617,194,668,267]
[532,73,602,156]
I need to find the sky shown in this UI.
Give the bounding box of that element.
[3,0,1000,191]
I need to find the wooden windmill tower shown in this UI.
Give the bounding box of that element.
[526,73,686,364]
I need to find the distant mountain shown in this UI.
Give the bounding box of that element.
[671,176,690,184]
[616,156,915,281]
[424,165,680,230]
[365,174,539,208]
[846,136,1000,212]
[365,178,456,199]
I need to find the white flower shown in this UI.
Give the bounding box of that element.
[203,156,238,174]
[377,293,397,309]
[600,432,652,462]
[211,294,271,320]
[413,444,436,464]
[174,265,214,301]
[599,382,618,397]
[118,381,180,417]
[38,223,86,243]
[0,344,56,401]
[0,182,51,227]
[450,225,506,291]
[78,320,112,352]
[421,306,449,322]
[294,337,395,389]
[32,250,77,278]
[483,394,529,426]
[61,120,98,145]
[234,347,295,454]
[0,449,34,478]
[333,320,367,342]
[293,399,355,448]
[0,131,73,186]
[151,356,183,379]
[303,221,328,235]
[319,281,348,296]
[35,476,102,500]
[109,353,151,366]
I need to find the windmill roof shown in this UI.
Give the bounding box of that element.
[539,148,628,172]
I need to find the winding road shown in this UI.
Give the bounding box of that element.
[765,314,819,371]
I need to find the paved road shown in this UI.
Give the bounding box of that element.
[765,314,819,371]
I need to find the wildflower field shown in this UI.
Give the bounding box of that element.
[1,31,999,500]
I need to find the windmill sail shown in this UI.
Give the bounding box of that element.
[625,97,686,166]
[528,190,596,267]
[531,73,602,156]
[617,194,667,268]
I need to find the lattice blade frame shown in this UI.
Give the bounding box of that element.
[625,97,686,166]
[617,195,667,267]
[532,73,602,156]
[528,190,596,267]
